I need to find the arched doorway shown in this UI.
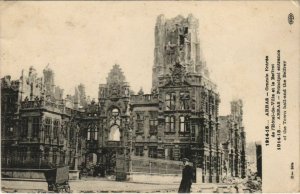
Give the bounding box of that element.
[82,153,98,177]
[86,153,97,166]
[96,106,129,180]
[104,149,117,176]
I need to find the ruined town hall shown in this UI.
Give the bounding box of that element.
[1,14,246,183]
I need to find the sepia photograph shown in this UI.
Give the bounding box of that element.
[0,1,299,193]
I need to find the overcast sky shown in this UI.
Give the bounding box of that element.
[1,1,299,144]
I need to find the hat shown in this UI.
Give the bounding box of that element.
[182,158,189,162]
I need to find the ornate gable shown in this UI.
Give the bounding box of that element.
[106,64,127,98]
[107,64,126,85]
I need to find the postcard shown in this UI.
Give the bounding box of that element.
[0,1,299,193]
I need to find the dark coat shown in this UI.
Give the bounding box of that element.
[178,165,193,193]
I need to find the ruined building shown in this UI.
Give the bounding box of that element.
[133,14,221,183]
[1,66,83,170]
[219,100,247,178]
[1,14,246,183]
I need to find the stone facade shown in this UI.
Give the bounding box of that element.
[1,14,246,183]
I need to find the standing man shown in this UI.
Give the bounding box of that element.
[178,158,194,193]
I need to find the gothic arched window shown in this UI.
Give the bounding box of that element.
[109,125,120,141]
[87,125,98,141]
[109,108,121,141]
[87,127,91,140]
[94,126,98,140]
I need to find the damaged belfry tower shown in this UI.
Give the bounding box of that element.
[152,14,210,88]
[149,14,221,182]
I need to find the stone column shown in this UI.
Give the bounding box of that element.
[219,153,222,181]
[26,148,31,166]
[203,153,207,183]
[98,122,102,147]
[145,114,150,140]
[49,147,53,163]
[173,145,180,161]
[175,114,179,141]
[216,152,220,183]
[209,150,212,183]
[39,147,44,168]
[144,145,149,158]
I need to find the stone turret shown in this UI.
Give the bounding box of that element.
[230,99,243,126]
[18,66,44,101]
[43,66,55,98]
[74,83,87,108]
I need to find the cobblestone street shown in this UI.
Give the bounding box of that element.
[1,178,244,193]
[1,179,179,193]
